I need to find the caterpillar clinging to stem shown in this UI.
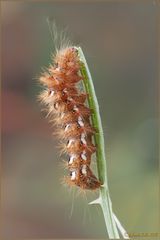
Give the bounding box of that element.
[39,46,101,190]
[38,22,129,239]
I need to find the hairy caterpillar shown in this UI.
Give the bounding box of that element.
[39,46,101,190]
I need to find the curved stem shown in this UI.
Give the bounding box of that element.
[77,47,129,239]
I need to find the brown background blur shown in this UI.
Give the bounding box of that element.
[1,1,159,239]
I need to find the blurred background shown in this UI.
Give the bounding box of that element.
[1,1,159,239]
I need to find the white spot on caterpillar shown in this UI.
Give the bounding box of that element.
[63,88,68,93]
[67,139,74,147]
[65,124,70,131]
[78,116,84,127]
[55,67,61,71]
[70,171,76,180]
[68,154,76,164]
[50,90,54,97]
[81,133,87,145]
[73,105,79,112]
[81,165,87,176]
[54,102,59,109]
[68,97,73,101]
[81,150,87,161]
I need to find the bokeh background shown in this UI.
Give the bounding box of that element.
[1,1,159,239]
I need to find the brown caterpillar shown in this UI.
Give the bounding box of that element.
[39,46,101,190]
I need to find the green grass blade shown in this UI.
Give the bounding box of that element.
[77,47,129,239]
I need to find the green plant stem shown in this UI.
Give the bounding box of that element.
[77,47,129,239]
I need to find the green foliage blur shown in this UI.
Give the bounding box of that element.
[1,1,159,238]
